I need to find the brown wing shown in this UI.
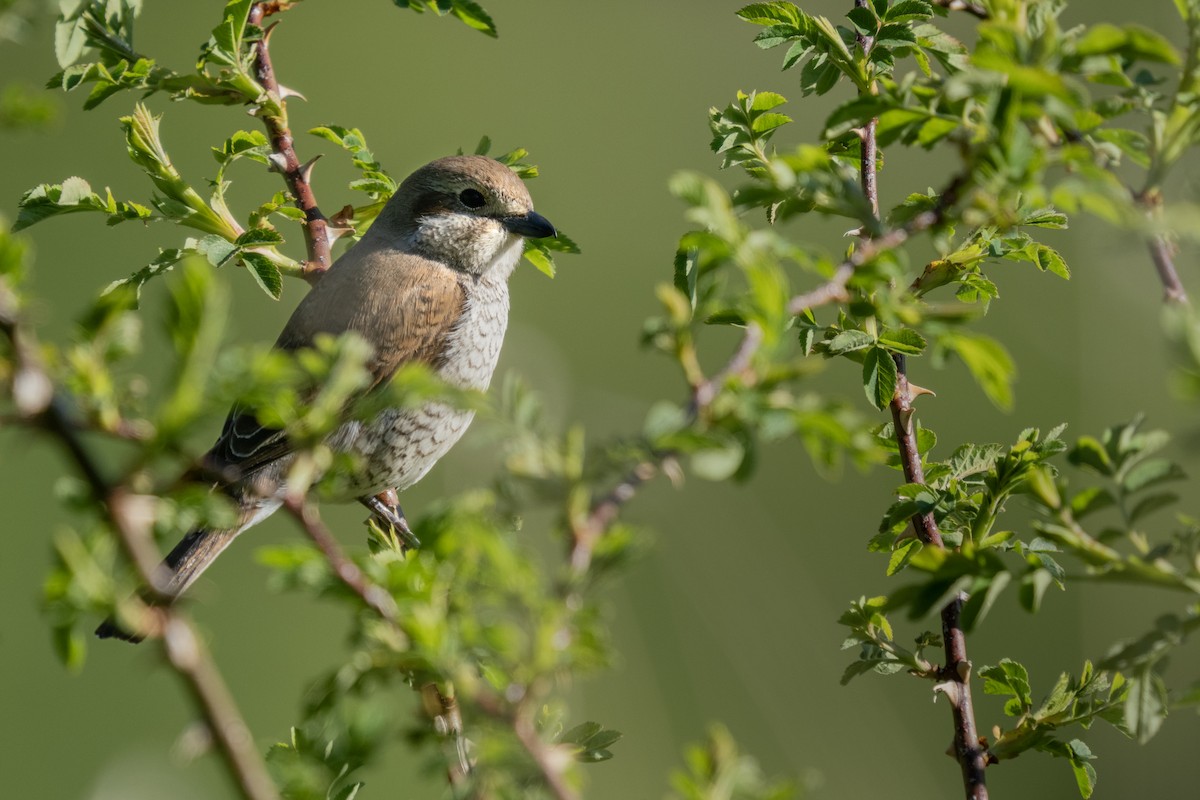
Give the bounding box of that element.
[204,251,467,484]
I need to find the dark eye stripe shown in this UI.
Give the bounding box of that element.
[413,191,454,218]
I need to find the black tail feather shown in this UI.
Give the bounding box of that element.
[95,527,239,643]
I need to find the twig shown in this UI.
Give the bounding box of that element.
[932,0,990,18]
[1134,190,1189,305]
[280,495,399,621]
[278,495,473,784]
[568,322,764,576]
[513,716,578,800]
[888,357,944,549]
[476,691,579,800]
[850,7,988,795]
[249,3,332,282]
[788,178,965,317]
[0,286,280,800]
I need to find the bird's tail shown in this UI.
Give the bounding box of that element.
[94,526,240,643]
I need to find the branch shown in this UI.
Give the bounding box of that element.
[850,7,988,794]
[476,691,579,800]
[278,496,471,783]
[249,3,332,283]
[1134,190,1189,305]
[280,495,399,621]
[0,283,280,800]
[788,174,966,317]
[932,0,989,18]
[568,323,763,576]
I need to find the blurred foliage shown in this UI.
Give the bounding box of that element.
[4,1,1200,800]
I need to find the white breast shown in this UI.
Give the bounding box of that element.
[348,241,520,496]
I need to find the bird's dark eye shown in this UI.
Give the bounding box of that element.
[459,188,486,209]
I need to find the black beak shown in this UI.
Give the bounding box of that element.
[502,210,557,239]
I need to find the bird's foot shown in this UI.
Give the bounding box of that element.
[360,490,421,550]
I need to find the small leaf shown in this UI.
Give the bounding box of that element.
[878,327,927,355]
[826,329,875,354]
[1035,245,1070,279]
[240,251,283,299]
[862,346,898,411]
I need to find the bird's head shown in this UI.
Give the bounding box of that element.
[373,155,556,277]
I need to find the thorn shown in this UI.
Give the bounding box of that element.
[277,84,307,102]
[844,225,865,238]
[908,382,936,399]
[267,152,289,174]
[956,659,971,681]
[262,20,280,44]
[933,680,962,705]
[298,154,321,184]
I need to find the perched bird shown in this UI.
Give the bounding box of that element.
[97,155,555,641]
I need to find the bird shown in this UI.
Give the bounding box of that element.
[96,155,556,641]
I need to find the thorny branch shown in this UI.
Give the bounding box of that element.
[0,282,281,800]
[249,2,332,283]
[852,3,988,797]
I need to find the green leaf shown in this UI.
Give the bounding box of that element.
[449,0,497,37]
[1023,208,1069,229]
[1069,436,1113,475]
[523,245,556,278]
[1121,458,1185,493]
[13,178,153,231]
[691,439,745,481]
[1070,754,1097,799]
[943,332,1015,410]
[240,251,283,299]
[862,346,897,411]
[1035,245,1070,279]
[1129,492,1178,523]
[827,329,875,355]
[102,248,188,300]
[886,1,934,23]
[1019,568,1055,613]
[887,538,921,575]
[980,658,1033,709]
[1069,486,1116,518]
[1125,669,1168,744]
[736,3,803,27]
[878,327,927,356]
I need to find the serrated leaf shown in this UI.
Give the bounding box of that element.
[886,1,934,23]
[736,3,804,27]
[862,346,898,410]
[240,251,282,299]
[1121,458,1184,493]
[878,327,927,355]
[1125,669,1168,744]
[827,329,874,354]
[1035,245,1070,279]
[523,246,556,278]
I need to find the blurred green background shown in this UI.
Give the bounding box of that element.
[2,1,1198,798]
